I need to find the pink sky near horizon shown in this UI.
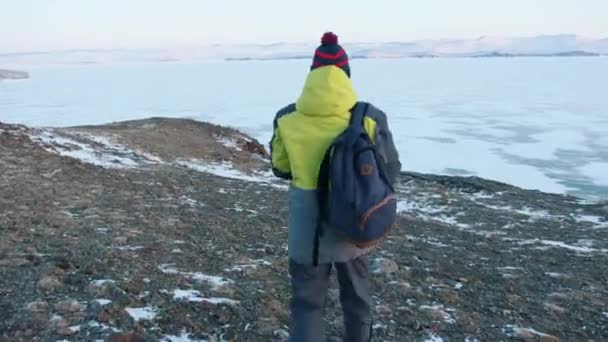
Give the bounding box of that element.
[2,0,607,52]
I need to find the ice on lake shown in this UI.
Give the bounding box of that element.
[1,57,607,198]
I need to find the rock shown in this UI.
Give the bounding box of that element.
[113,292,132,307]
[87,280,128,304]
[25,301,49,312]
[264,299,289,321]
[53,319,69,329]
[540,335,559,342]
[53,256,72,270]
[37,276,62,290]
[371,257,399,275]
[106,332,149,342]
[212,285,235,298]
[516,329,536,341]
[238,138,269,158]
[0,257,31,267]
[63,272,88,287]
[515,328,559,342]
[258,317,280,336]
[440,289,459,304]
[376,305,392,315]
[545,303,566,314]
[57,326,75,336]
[55,300,86,313]
[113,236,128,244]
[0,69,29,80]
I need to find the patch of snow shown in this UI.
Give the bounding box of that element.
[171,248,183,254]
[575,215,608,228]
[372,322,386,330]
[159,264,233,290]
[86,320,119,332]
[96,227,110,233]
[504,325,557,340]
[177,160,287,189]
[472,230,509,238]
[468,197,563,222]
[397,200,445,215]
[419,305,457,324]
[69,325,81,333]
[50,314,63,322]
[218,188,227,194]
[162,329,207,342]
[225,264,258,272]
[31,130,140,169]
[435,215,470,229]
[90,279,115,287]
[201,297,239,305]
[545,272,568,278]
[115,245,144,251]
[273,329,290,339]
[424,334,445,342]
[512,238,605,253]
[171,289,238,305]
[603,312,608,318]
[174,240,186,244]
[397,201,469,228]
[217,136,242,151]
[405,235,449,247]
[125,306,158,322]
[454,282,464,290]
[230,205,258,214]
[465,191,495,200]
[225,258,272,272]
[180,195,204,207]
[137,291,150,299]
[173,289,202,301]
[77,132,164,163]
[498,266,522,271]
[540,239,597,253]
[95,299,112,306]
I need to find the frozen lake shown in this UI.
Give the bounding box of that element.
[1,57,607,199]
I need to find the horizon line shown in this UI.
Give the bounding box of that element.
[2,33,607,55]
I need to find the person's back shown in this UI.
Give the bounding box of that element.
[270,32,401,342]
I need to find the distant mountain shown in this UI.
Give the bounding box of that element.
[1,35,606,66]
[0,69,29,79]
[343,35,608,58]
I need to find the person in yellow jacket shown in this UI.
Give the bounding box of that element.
[270,32,401,342]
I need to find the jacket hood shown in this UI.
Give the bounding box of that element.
[296,66,358,116]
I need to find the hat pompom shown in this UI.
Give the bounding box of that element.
[321,32,338,46]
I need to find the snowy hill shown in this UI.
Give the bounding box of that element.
[2,35,607,66]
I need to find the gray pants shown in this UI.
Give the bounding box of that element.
[289,255,372,342]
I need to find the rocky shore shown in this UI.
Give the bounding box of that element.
[0,69,29,80]
[1,118,606,341]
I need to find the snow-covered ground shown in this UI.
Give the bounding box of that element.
[1,58,607,198]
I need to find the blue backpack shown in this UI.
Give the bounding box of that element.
[314,102,397,265]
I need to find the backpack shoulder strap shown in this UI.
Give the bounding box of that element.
[349,101,369,128]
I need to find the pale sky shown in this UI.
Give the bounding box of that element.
[2,0,607,52]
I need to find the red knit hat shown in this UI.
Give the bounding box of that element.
[311,32,350,77]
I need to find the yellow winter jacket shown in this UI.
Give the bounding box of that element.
[270,65,401,264]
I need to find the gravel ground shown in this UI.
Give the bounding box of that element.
[1,119,607,341]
